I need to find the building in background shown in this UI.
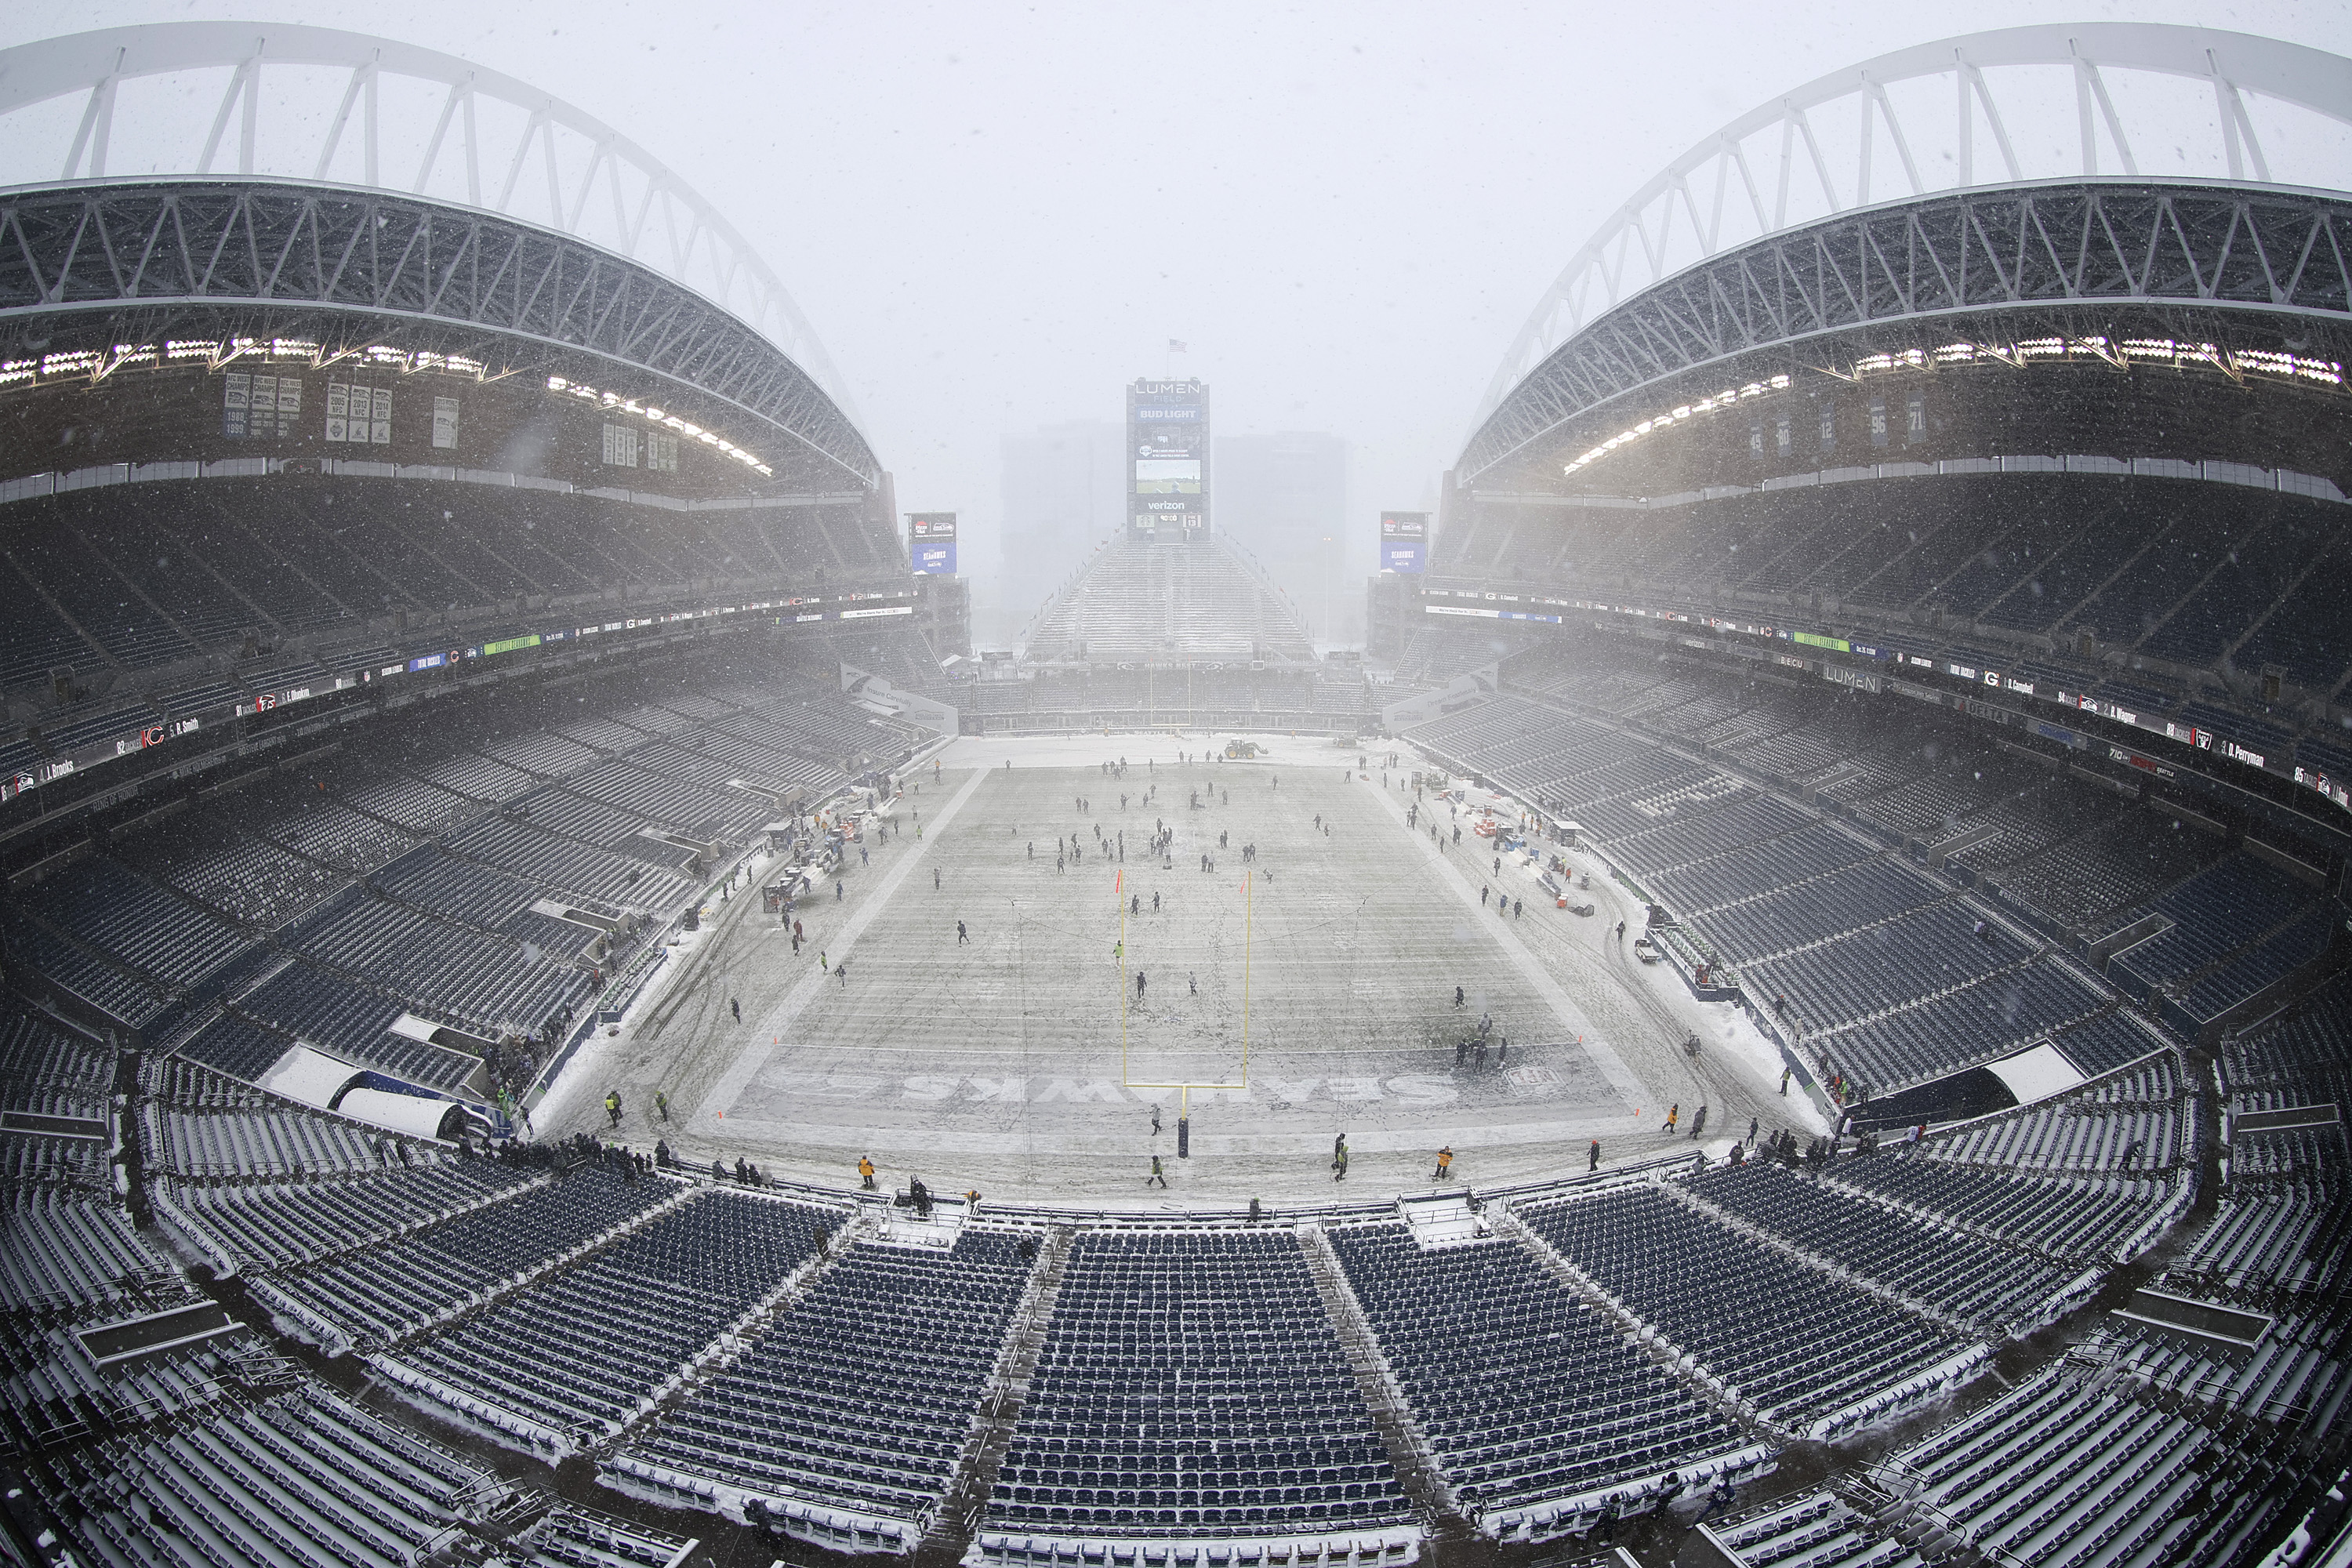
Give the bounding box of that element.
[999,420,1126,630]
[1214,430,1352,643]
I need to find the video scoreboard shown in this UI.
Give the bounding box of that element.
[1127,379,1209,540]
[909,512,957,575]
[1380,511,1428,574]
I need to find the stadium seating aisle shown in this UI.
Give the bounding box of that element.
[615,1229,1037,1540]
[1324,1221,1754,1534]
[975,1230,1413,1548]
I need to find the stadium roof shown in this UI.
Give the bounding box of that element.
[1462,24,2352,484]
[0,22,878,488]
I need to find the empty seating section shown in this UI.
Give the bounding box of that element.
[290,884,589,1034]
[0,1011,114,1109]
[390,1189,834,1440]
[1701,1490,1920,1568]
[626,1230,1034,1523]
[506,785,655,849]
[418,751,538,803]
[2176,906,2336,1024]
[1882,1364,2292,1568]
[1522,1186,1958,1429]
[37,1381,499,1568]
[1700,860,1942,963]
[5,909,166,1025]
[2047,1011,2171,1077]
[445,818,691,912]
[1742,902,2015,1036]
[1994,813,2223,934]
[982,1231,1407,1541]
[2180,981,2350,1301]
[342,772,483,835]
[511,1504,699,1568]
[1648,823,1873,912]
[1399,658,2271,1095]
[1685,1162,2067,1330]
[2102,1310,2351,1432]
[0,1190,178,1315]
[1326,1224,1742,1515]
[2107,852,2318,1000]
[1607,793,1813,878]
[1822,1157,2166,1264]
[16,858,246,991]
[116,815,347,931]
[1924,1055,2187,1174]
[564,760,768,841]
[256,1167,672,1347]
[267,801,423,875]
[1026,536,1316,662]
[5,645,920,1053]
[142,1071,434,1178]
[158,1160,538,1271]
[2223,975,2352,1114]
[224,962,479,1090]
[370,849,539,928]
[481,729,604,779]
[1808,960,2110,1094]
[172,1011,303,1083]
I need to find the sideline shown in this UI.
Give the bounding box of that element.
[1363,769,1655,1109]
[703,764,996,1112]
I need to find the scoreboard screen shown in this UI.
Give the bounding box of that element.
[1127,379,1209,539]
[909,512,957,575]
[1380,511,1428,573]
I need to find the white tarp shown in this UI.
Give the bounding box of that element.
[256,1044,364,1109]
[1986,1042,2089,1105]
[335,1088,463,1140]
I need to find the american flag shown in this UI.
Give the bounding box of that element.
[1167,338,1187,352]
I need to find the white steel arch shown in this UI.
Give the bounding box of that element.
[0,21,862,427]
[1476,24,2352,427]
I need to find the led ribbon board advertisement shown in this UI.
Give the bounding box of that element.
[1127,378,1210,537]
[1380,511,1428,574]
[909,512,958,575]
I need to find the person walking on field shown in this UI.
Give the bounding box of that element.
[1664,1103,1679,1134]
[1152,1103,1163,1136]
[605,1090,622,1127]
[1589,1138,1602,1172]
[957,920,969,946]
[1147,1154,1168,1189]
[1433,1146,1454,1181]
[1691,1104,1708,1139]
[731,998,740,1022]
[1333,1144,1348,1181]
[1454,985,1466,1010]
[1332,1132,1347,1170]
[655,1091,670,1122]
[858,1156,877,1191]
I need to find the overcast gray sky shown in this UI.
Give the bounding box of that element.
[4,1,2349,634]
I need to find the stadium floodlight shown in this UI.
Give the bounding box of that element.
[0,21,863,434]
[1472,24,2352,444]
